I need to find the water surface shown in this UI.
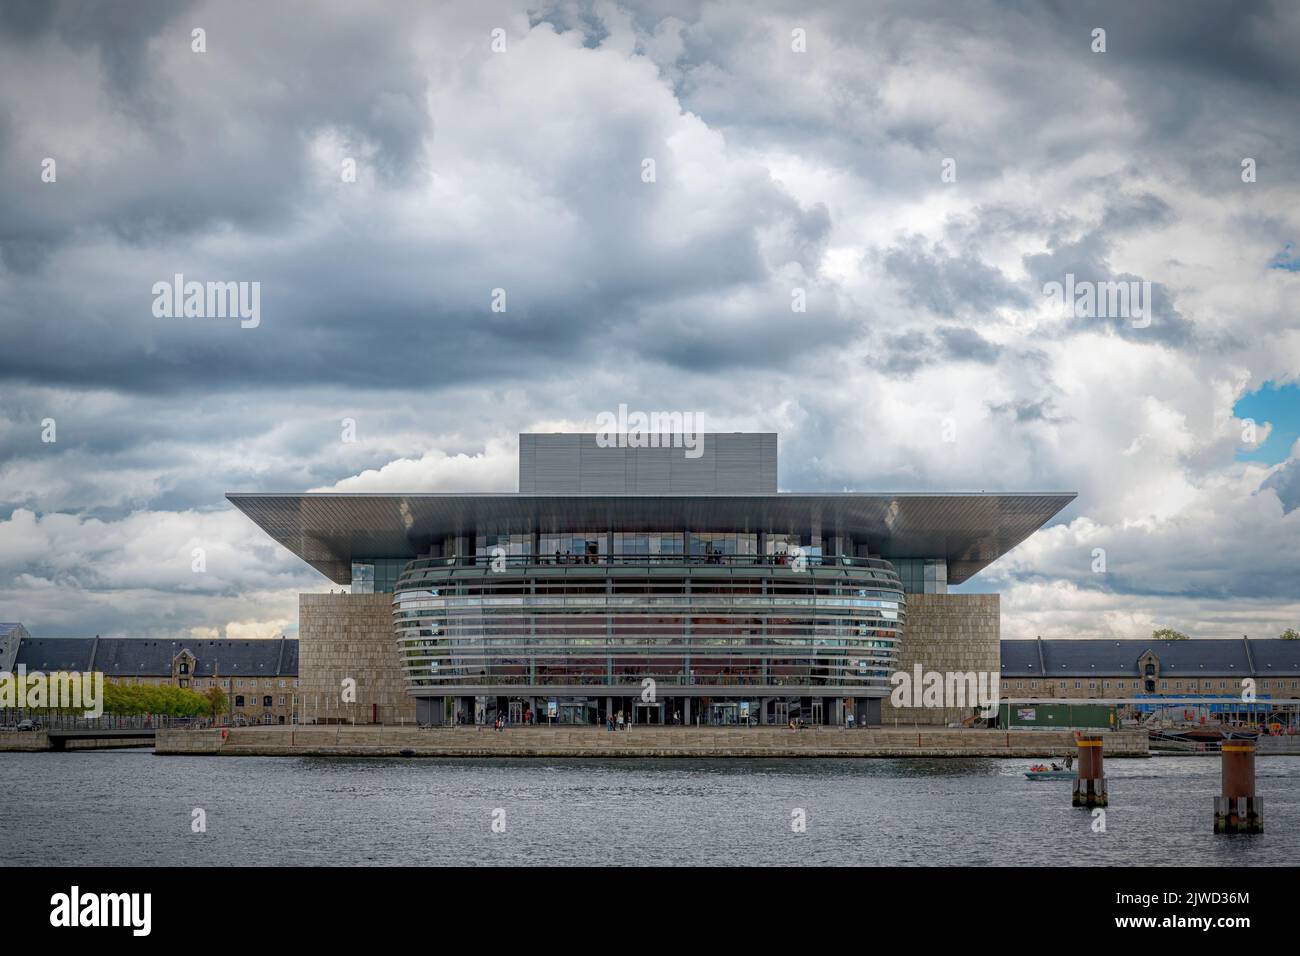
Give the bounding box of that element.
[2,751,1296,865]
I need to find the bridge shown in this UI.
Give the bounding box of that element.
[1,715,207,751]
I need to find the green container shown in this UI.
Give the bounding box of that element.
[999,703,1114,729]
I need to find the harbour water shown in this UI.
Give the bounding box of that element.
[3,751,1297,866]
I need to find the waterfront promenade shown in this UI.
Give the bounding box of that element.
[151,725,1151,758]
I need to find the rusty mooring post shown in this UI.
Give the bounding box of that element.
[1072,734,1107,808]
[1214,740,1263,834]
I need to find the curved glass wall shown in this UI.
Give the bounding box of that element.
[393,553,904,696]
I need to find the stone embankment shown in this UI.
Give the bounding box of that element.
[154,725,1151,758]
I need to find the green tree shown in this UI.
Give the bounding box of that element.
[103,681,209,717]
[1281,628,1300,640]
[1152,627,1190,641]
[204,685,229,719]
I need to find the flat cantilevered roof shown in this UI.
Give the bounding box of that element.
[227,491,1075,586]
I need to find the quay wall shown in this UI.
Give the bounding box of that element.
[0,730,50,751]
[155,726,1151,758]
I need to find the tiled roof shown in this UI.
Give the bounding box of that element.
[14,637,298,677]
[1001,639,1299,677]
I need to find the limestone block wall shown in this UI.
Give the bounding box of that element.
[887,593,1000,727]
[299,592,416,725]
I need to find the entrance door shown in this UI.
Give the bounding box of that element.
[810,699,824,725]
[772,700,788,725]
[508,701,523,724]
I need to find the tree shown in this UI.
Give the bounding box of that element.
[1152,627,1190,641]
[1281,628,1300,641]
[103,681,209,717]
[204,685,229,719]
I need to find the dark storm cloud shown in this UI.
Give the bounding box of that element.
[883,237,1030,318]
[875,326,1001,378]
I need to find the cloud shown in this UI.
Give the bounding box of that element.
[0,0,1298,643]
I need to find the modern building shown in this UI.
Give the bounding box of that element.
[7,635,300,724]
[229,432,1074,726]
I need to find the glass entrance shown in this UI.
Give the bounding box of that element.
[710,702,739,725]
[772,700,788,725]
[508,700,523,724]
[810,699,824,725]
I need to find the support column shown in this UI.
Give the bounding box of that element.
[1072,734,1108,808]
[684,697,691,726]
[1215,740,1262,833]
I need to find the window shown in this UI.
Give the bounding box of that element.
[277,696,285,706]
[235,695,245,707]
[1103,681,1110,689]
[1074,681,1081,689]
[179,662,189,674]
[1088,681,1097,689]
[1030,681,1038,690]
[263,696,273,707]
[1016,681,1024,689]
[1001,681,1008,690]
[278,680,286,688]
[1161,681,1168,690]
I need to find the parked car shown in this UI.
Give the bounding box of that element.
[16,719,40,732]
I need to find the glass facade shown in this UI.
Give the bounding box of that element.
[891,558,948,594]
[350,558,409,594]
[393,554,905,698]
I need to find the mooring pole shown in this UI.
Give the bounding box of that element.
[1214,740,1262,834]
[1072,733,1107,808]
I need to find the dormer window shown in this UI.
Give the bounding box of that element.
[179,662,189,674]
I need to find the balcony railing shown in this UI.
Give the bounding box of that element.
[400,553,899,573]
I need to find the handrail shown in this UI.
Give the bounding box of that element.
[399,553,899,572]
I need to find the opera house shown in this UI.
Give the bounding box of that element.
[228,433,1074,727]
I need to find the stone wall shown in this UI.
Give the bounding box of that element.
[887,593,1000,727]
[298,592,416,725]
[154,725,1149,758]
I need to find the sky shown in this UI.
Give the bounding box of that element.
[0,0,1297,643]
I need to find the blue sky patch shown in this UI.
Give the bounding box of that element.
[1235,381,1300,464]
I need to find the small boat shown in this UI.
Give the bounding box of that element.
[1024,762,1075,780]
